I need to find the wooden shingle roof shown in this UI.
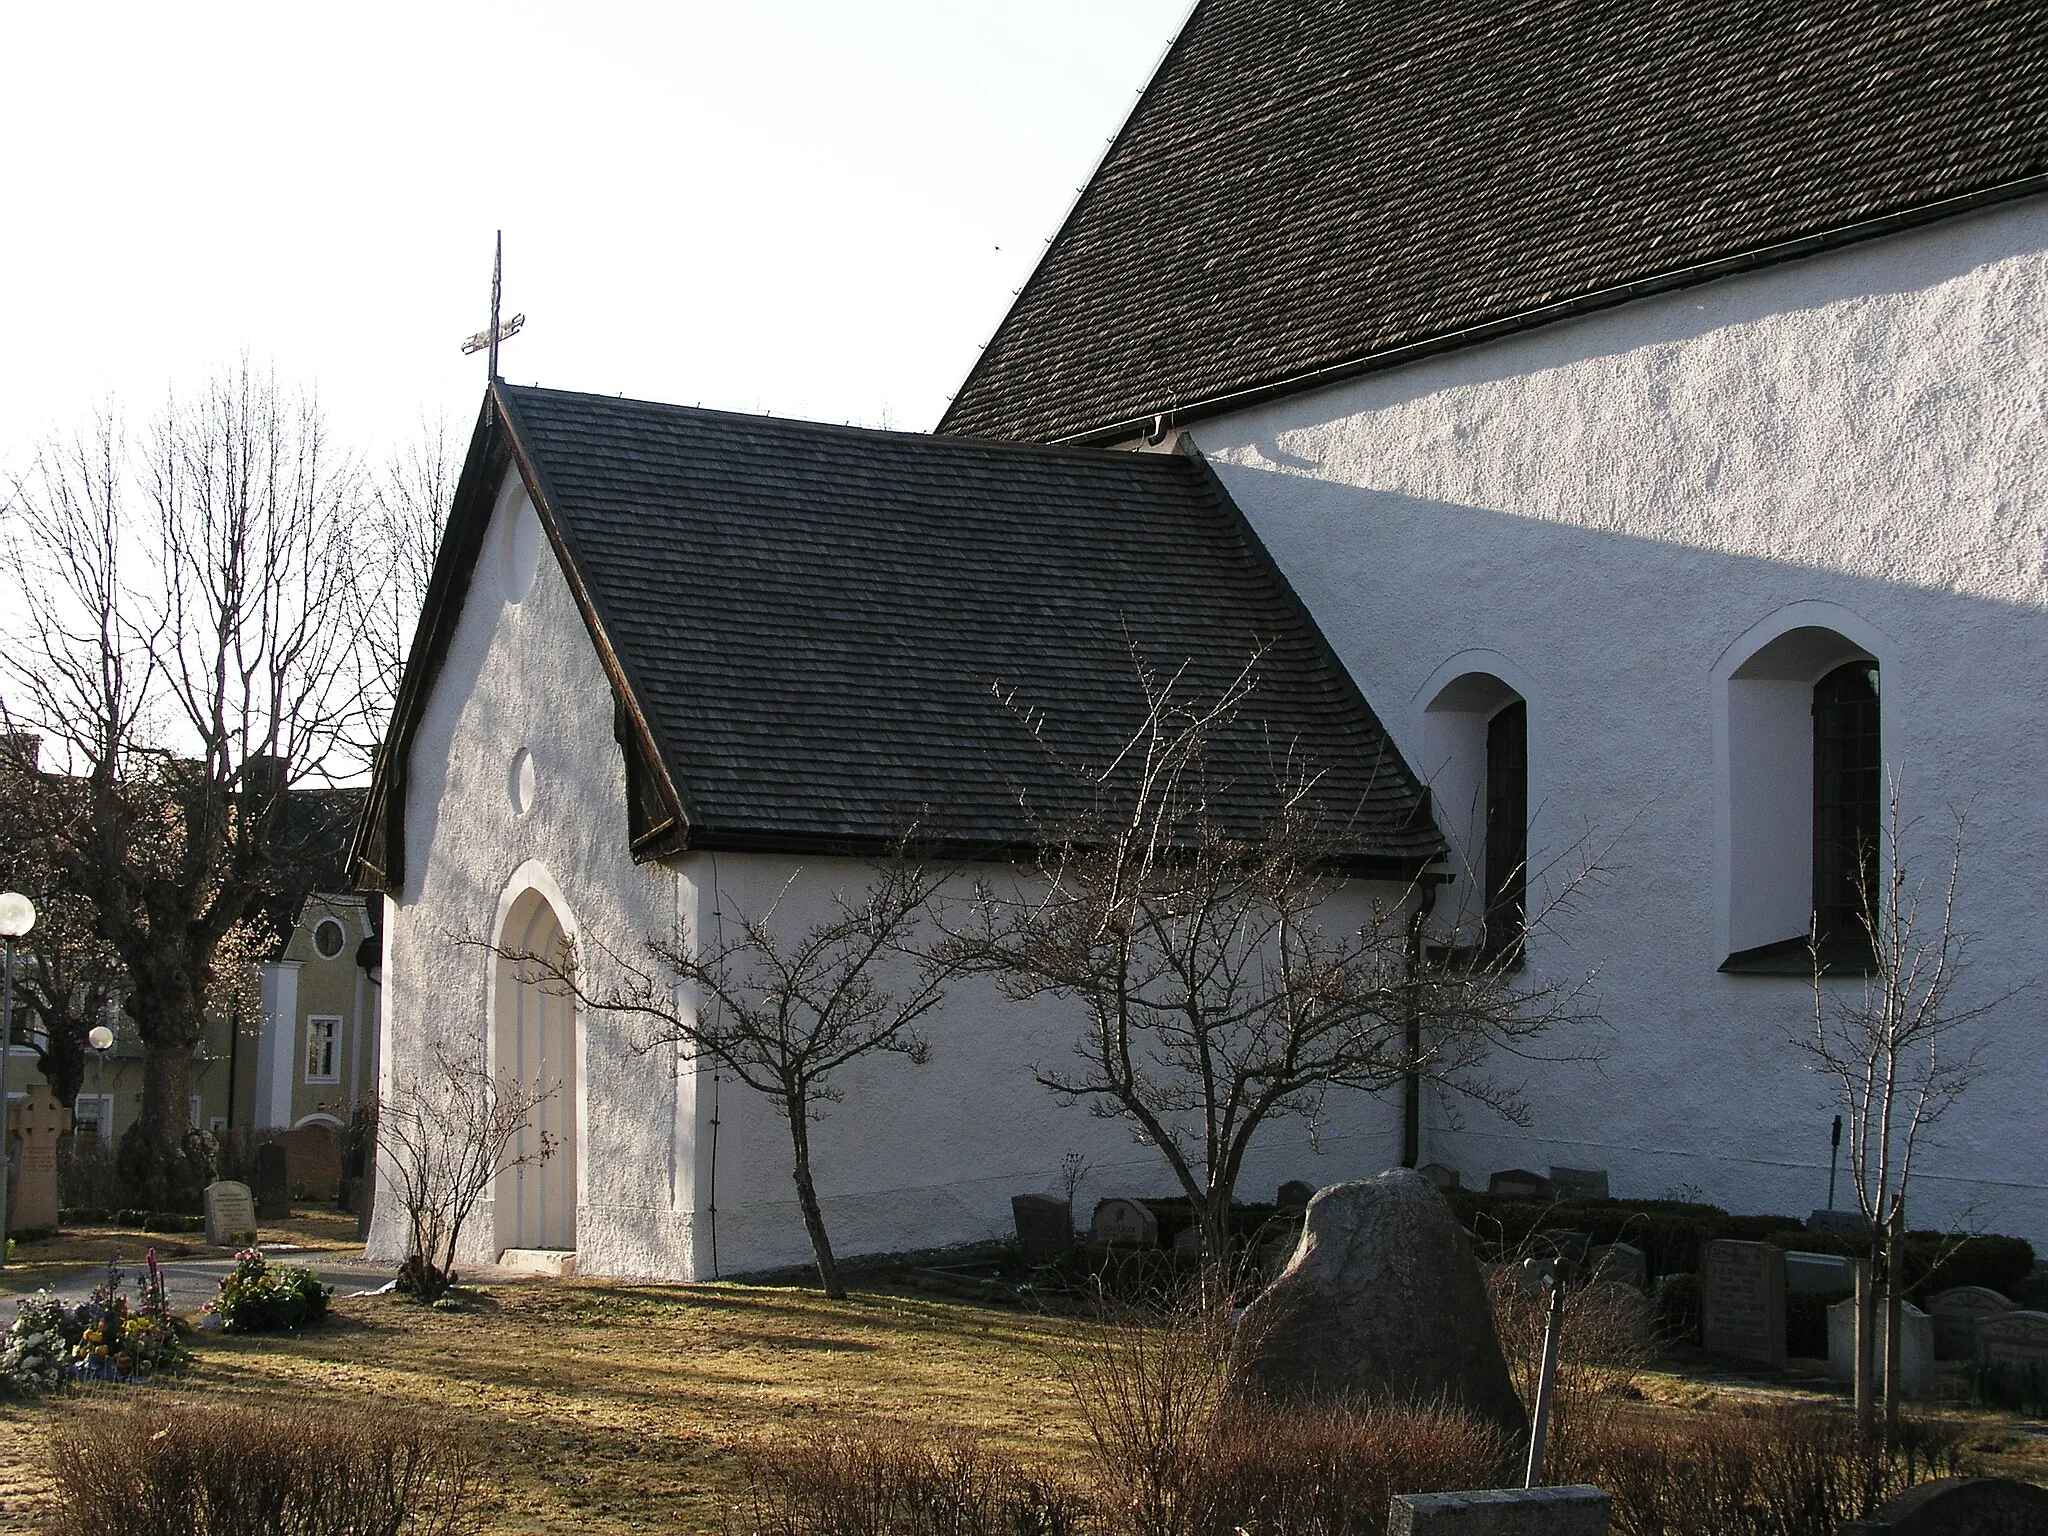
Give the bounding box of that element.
[939,0,2048,444]
[351,386,1441,890]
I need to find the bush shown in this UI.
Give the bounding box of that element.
[734,1429,1089,1536]
[205,1248,331,1333]
[45,1400,486,1536]
[1566,1402,1967,1536]
[1654,1273,1702,1346]
[56,1135,123,1212]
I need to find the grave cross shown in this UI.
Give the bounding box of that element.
[461,230,525,379]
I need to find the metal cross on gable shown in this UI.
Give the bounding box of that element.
[461,230,526,379]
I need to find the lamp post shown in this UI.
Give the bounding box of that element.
[0,891,38,1270]
[89,1021,115,1144]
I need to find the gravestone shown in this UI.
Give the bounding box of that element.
[204,1180,257,1247]
[1388,1485,1611,1535]
[1548,1166,1609,1202]
[1231,1170,1527,1438]
[1808,1208,1871,1235]
[1172,1224,1203,1256]
[281,1122,343,1201]
[1589,1241,1647,1291]
[1417,1162,1461,1191]
[1974,1309,2048,1381]
[1843,1475,2048,1534]
[1702,1239,1788,1368]
[1487,1168,1550,1198]
[253,1142,290,1221]
[1828,1297,1935,1398]
[5,1085,69,1232]
[1010,1194,1073,1261]
[1089,1197,1159,1247]
[1276,1179,1316,1210]
[1927,1286,2017,1361]
[1784,1250,1858,1294]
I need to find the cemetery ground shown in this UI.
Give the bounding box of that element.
[0,1264,2044,1536]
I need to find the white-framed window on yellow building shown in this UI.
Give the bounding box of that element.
[305,1015,342,1084]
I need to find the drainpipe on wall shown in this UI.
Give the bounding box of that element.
[1402,875,1443,1169]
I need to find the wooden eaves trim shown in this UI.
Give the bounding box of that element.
[347,385,692,895]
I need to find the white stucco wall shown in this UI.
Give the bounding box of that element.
[369,470,689,1280]
[1191,194,2048,1241]
[372,466,1420,1282]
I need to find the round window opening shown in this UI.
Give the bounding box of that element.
[313,918,347,959]
[495,472,543,604]
[509,747,536,816]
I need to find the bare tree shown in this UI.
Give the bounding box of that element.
[947,656,1600,1272]
[0,367,369,1205]
[501,855,950,1300]
[379,1044,560,1302]
[349,417,454,757]
[1805,780,1998,1440]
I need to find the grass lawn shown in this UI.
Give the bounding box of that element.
[0,1270,2043,1535]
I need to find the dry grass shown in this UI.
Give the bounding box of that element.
[0,1280,1094,1536]
[0,1276,2042,1536]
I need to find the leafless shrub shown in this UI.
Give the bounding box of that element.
[55,1133,123,1210]
[1053,1293,1510,1536]
[1566,1401,1968,1536]
[378,1044,558,1301]
[1487,1263,1658,1476]
[44,1399,488,1536]
[731,1428,1091,1536]
[1057,1297,1235,1536]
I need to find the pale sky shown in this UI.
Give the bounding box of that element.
[1,1,1190,463]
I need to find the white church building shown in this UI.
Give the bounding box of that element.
[357,0,2048,1277]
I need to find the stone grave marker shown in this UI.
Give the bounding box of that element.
[204,1180,257,1247]
[1974,1309,2048,1381]
[1487,1168,1550,1198]
[1843,1475,2048,1534]
[1702,1239,1788,1368]
[1276,1179,1315,1210]
[1389,1485,1610,1534]
[1785,1250,1858,1294]
[1828,1297,1935,1397]
[5,1085,69,1232]
[1927,1286,2018,1361]
[1233,1171,1526,1438]
[1417,1162,1461,1190]
[281,1122,343,1201]
[1010,1194,1073,1261]
[1089,1197,1159,1247]
[1548,1166,1609,1202]
[253,1142,290,1220]
[1172,1224,1203,1256]
[1589,1241,1647,1291]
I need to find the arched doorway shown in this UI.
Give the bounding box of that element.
[493,888,578,1254]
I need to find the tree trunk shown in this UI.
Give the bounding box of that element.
[784,1099,844,1300]
[1854,1256,1875,1438]
[139,1037,194,1139]
[1884,1206,1905,1443]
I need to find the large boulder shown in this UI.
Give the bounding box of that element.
[1230,1169,1528,1439]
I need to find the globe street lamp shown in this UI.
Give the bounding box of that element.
[0,890,37,1270]
[89,1021,115,1145]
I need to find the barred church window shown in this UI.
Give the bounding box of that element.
[1812,661,1880,954]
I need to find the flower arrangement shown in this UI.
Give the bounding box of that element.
[203,1247,331,1333]
[0,1252,190,1395]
